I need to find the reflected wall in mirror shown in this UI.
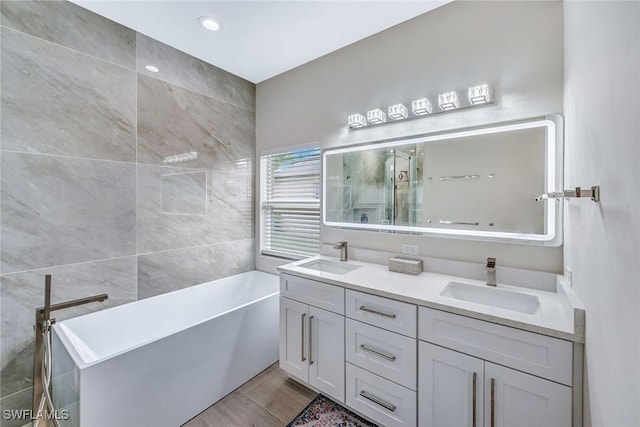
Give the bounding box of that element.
[323,116,563,245]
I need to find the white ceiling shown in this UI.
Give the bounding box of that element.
[70,1,451,83]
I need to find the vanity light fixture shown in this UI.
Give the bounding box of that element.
[348,113,367,129]
[468,83,492,105]
[438,91,460,111]
[145,65,160,73]
[367,108,386,124]
[411,98,432,116]
[198,16,221,32]
[388,103,408,120]
[348,83,495,130]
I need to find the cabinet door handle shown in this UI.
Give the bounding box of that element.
[308,315,314,366]
[300,313,306,362]
[491,378,496,427]
[359,344,396,362]
[359,390,397,412]
[359,305,396,319]
[472,372,477,427]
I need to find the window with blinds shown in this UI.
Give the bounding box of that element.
[261,148,321,259]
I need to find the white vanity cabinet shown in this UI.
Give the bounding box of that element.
[277,259,583,427]
[279,274,345,402]
[418,307,573,427]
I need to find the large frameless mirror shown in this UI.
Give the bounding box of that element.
[322,115,563,245]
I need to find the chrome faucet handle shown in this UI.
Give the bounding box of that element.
[333,241,348,261]
[486,257,497,286]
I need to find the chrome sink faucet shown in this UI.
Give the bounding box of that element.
[486,257,497,286]
[334,241,348,261]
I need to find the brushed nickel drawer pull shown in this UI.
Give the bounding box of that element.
[359,390,397,412]
[359,305,396,319]
[359,344,397,362]
[472,372,477,427]
[301,313,306,362]
[491,378,496,427]
[308,315,314,366]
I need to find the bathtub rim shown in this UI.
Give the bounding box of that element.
[53,270,280,369]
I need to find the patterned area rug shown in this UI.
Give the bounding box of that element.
[287,394,378,427]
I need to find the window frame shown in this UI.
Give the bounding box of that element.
[259,146,321,260]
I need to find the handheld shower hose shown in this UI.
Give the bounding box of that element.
[34,318,60,427]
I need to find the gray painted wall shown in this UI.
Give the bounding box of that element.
[0,1,255,423]
[564,2,640,426]
[256,1,564,273]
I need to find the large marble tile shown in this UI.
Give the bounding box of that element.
[1,153,136,273]
[136,75,255,169]
[137,239,254,299]
[0,256,137,383]
[137,163,253,253]
[136,34,255,111]
[0,342,32,399]
[0,0,135,69]
[1,28,136,161]
[0,387,32,427]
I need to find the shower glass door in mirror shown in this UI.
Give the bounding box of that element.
[322,116,563,246]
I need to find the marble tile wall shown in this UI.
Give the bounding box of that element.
[0,1,256,424]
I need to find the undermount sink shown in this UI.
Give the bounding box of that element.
[440,281,541,315]
[298,259,361,275]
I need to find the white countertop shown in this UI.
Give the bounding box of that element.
[278,255,585,343]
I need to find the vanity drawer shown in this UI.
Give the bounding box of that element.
[280,274,344,314]
[346,290,416,337]
[418,307,573,385]
[346,363,416,427]
[346,319,417,390]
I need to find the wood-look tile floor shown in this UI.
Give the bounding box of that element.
[181,362,318,427]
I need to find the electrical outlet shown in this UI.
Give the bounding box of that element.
[401,244,419,256]
[565,266,573,287]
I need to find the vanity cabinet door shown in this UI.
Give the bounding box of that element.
[279,297,308,381]
[308,306,345,402]
[419,342,484,427]
[484,362,571,427]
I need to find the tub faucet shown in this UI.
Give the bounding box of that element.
[334,241,348,261]
[33,275,108,419]
[486,257,497,287]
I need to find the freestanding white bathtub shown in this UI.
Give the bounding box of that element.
[51,271,280,427]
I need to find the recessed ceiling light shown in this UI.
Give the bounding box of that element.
[198,16,221,32]
[145,65,159,73]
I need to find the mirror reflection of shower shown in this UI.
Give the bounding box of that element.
[385,148,419,226]
[334,144,422,227]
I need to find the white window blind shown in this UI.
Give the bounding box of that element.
[261,148,321,259]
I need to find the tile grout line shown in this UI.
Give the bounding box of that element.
[1,22,3,397]
[242,369,315,424]
[0,149,254,172]
[0,25,256,113]
[240,382,291,424]
[0,239,256,277]
[137,72,256,114]
[0,149,193,169]
[0,25,136,72]
[135,32,139,302]
[0,385,32,401]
